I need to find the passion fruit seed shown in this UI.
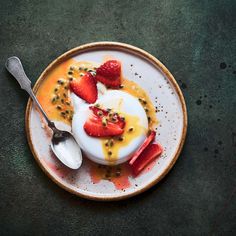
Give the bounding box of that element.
[97,111,103,116]
[102,117,107,126]
[69,66,75,70]
[109,139,114,147]
[63,93,67,98]
[84,68,88,71]
[145,107,149,112]
[95,103,100,108]
[119,85,124,88]
[80,73,84,77]
[54,88,58,93]
[64,86,68,90]
[118,136,124,141]
[51,97,57,104]
[61,111,66,116]
[105,140,109,146]
[128,127,134,132]
[57,79,64,85]
[69,77,73,81]
[66,101,70,105]
[61,99,64,104]
[56,105,62,110]
[108,151,112,156]
[68,71,73,75]
[120,116,125,121]
[148,117,151,122]
[65,110,69,114]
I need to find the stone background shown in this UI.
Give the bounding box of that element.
[0,0,235,235]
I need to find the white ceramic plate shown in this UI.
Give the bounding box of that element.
[26,42,187,201]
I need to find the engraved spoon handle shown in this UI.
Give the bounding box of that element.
[5,56,56,130]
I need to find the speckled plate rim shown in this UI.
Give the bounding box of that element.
[25,41,188,201]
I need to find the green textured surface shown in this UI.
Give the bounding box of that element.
[0,0,236,235]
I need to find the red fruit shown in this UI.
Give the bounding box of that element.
[89,106,125,129]
[70,72,97,104]
[129,131,156,165]
[84,106,126,137]
[131,143,163,176]
[95,60,121,88]
[96,60,121,78]
[96,74,121,88]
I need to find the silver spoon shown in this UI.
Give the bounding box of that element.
[5,56,82,169]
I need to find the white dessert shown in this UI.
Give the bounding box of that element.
[71,89,148,165]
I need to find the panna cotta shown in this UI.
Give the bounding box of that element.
[72,90,148,165]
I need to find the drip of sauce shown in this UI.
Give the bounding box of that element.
[101,113,146,163]
[121,79,158,129]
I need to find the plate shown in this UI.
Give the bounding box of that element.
[26,42,187,201]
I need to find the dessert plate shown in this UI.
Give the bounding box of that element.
[26,42,187,201]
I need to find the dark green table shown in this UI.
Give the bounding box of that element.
[1,0,235,235]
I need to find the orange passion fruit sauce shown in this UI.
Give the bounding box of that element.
[36,58,158,189]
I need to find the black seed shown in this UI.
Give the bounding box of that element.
[108,151,112,156]
[68,71,73,75]
[56,106,62,110]
[54,88,58,92]
[61,99,64,103]
[65,110,69,114]
[129,127,134,132]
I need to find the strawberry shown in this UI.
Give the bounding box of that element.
[84,106,126,137]
[95,60,121,88]
[131,143,163,176]
[129,131,156,165]
[96,60,121,78]
[89,106,125,129]
[96,75,121,88]
[70,72,97,104]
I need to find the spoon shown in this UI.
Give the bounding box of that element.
[5,56,82,169]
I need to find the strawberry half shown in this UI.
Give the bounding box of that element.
[129,131,156,165]
[70,72,97,104]
[95,60,121,88]
[96,60,121,78]
[84,106,125,137]
[131,143,163,176]
[96,74,121,88]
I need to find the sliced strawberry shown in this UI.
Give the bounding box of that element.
[89,106,125,129]
[96,74,121,88]
[70,72,97,104]
[96,60,121,78]
[84,106,125,137]
[131,143,163,176]
[84,116,124,137]
[129,131,156,165]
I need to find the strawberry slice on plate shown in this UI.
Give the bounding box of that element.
[131,143,163,176]
[84,106,126,137]
[95,60,121,88]
[129,130,156,165]
[70,72,97,103]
